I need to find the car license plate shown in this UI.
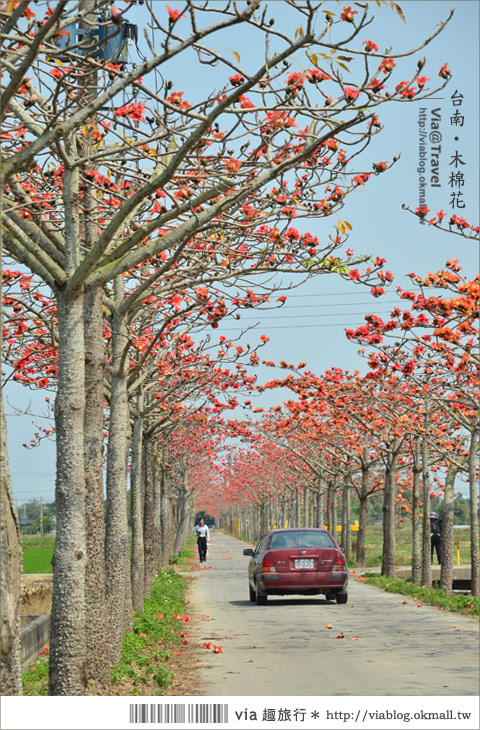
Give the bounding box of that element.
[295,558,314,569]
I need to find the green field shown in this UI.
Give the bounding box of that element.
[22,535,55,574]
[359,525,472,567]
[21,527,473,574]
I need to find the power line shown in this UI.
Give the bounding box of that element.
[219,321,372,331]
[238,309,400,320]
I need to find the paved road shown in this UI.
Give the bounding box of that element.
[186,531,479,696]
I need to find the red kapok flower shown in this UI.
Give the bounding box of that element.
[439,62,451,79]
[344,87,360,100]
[373,161,388,172]
[340,6,357,22]
[363,39,378,52]
[166,6,186,21]
[229,74,244,87]
[416,75,430,89]
[415,205,430,218]
[378,58,396,74]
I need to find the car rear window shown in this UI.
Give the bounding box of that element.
[269,531,335,549]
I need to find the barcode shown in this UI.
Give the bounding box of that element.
[129,703,229,724]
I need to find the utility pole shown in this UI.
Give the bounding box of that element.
[40,497,43,537]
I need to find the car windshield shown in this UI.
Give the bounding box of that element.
[269,531,335,549]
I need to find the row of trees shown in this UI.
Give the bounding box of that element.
[218,255,479,596]
[0,0,465,696]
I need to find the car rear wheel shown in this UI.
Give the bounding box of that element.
[336,591,348,604]
[255,586,267,605]
[249,584,256,602]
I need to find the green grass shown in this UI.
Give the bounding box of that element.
[221,529,256,545]
[358,526,472,568]
[22,652,49,696]
[22,535,55,574]
[110,567,189,693]
[359,574,479,615]
[170,536,197,566]
[22,540,196,696]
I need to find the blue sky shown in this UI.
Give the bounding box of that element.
[5,1,479,505]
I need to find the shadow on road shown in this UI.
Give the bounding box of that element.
[229,598,336,607]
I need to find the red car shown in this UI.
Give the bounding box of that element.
[243,528,349,605]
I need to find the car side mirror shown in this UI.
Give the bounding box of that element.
[243,548,254,556]
[340,547,345,553]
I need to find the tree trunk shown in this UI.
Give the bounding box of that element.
[356,467,369,566]
[316,478,324,528]
[0,393,22,695]
[160,463,174,566]
[49,286,87,695]
[411,467,421,585]
[153,452,162,573]
[381,448,398,578]
[131,398,144,613]
[83,285,109,686]
[327,478,337,535]
[173,467,191,556]
[421,436,432,588]
[105,281,132,666]
[143,436,156,595]
[303,487,309,528]
[294,489,300,528]
[468,428,479,597]
[280,496,286,530]
[440,463,458,594]
[341,476,352,562]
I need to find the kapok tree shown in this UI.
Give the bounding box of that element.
[1,0,453,694]
[346,260,479,594]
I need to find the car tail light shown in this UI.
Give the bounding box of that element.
[261,555,277,573]
[332,555,346,572]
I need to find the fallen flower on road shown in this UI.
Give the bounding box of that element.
[336,632,345,639]
[351,636,360,641]
[402,600,408,605]
[417,603,423,607]
[203,642,212,649]
[212,645,223,654]
[326,624,333,629]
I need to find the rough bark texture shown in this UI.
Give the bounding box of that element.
[420,436,432,588]
[143,437,156,595]
[440,464,458,594]
[130,402,144,613]
[411,466,422,585]
[160,464,174,566]
[341,477,352,562]
[105,284,132,665]
[83,285,109,685]
[381,449,398,579]
[468,429,479,598]
[153,453,162,572]
[356,467,369,565]
[49,287,87,695]
[173,467,191,556]
[316,479,324,529]
[0,393,22,695]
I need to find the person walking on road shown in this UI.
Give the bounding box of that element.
[430,511,442,564]
[195,518,210,563]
